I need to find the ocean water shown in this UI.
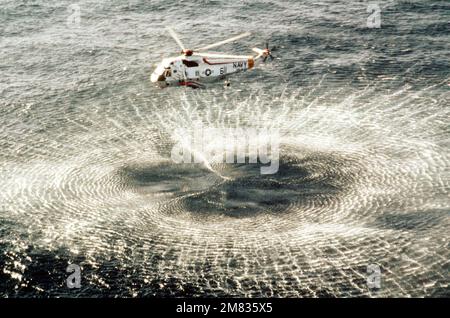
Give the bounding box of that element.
[0,0,449,297]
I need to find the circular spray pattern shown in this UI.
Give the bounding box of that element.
[1,82,448,297]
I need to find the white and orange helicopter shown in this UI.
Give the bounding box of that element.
[150,27,275,89]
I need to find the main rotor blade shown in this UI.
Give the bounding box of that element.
[194,52,252,59]
[195,32,251,52]
[166,27,186,51]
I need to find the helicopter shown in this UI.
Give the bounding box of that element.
[150,27,275,89]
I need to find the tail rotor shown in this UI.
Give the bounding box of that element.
[252,41,276,62]
[263,41,276,62]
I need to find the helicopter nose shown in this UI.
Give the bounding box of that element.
[150,72,157,83]
[151,72,166,83]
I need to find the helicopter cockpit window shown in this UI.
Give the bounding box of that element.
[163,69,171,77]
[182,60,199,67]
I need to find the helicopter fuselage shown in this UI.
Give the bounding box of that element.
[151,55,254,88]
